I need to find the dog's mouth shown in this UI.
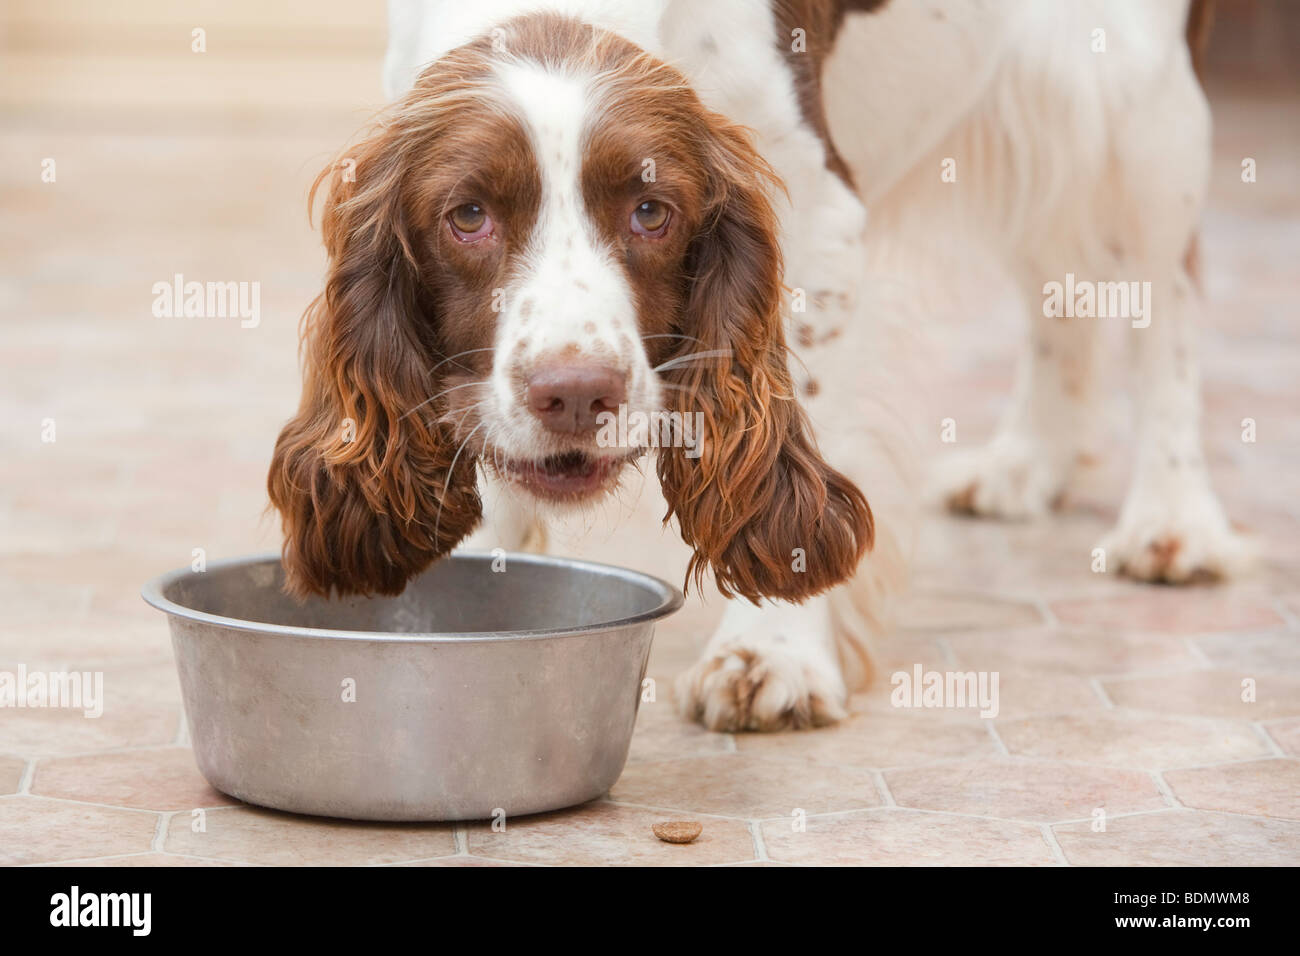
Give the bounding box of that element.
[499,450,631,502]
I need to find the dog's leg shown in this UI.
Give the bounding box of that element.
[936,272,1102,519]
[1097,267,1247,582]
[458,474,546,554]
[1095,40,1246,583]
[676,592,849,732]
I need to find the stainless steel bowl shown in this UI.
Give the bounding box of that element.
[142,551,682,822]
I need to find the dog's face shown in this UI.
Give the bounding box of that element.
[269,14,872,601]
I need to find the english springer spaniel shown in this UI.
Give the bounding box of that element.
[269,0,1242,731]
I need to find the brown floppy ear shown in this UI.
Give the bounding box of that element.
[657,119,872,603]
[267,136,481,598]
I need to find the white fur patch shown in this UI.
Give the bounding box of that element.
[484,60,659,459]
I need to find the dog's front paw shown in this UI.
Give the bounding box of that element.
[675,638,848,733]
[934,439,1071,519]
[1098,487,1252,583]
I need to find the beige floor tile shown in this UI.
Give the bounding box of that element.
[467,801,755,865]
[998,711,1269,769]
[854,665,1100,720]
[761,808,1057,866]
[2,617,173,667]
[1101,669,1300,720]
[974,670,1105,720]
[0,796,158,865]
[36,852,247,867]
[1194,631,1300,672]
[911,512,1138,601]
[1050,590,1284,634]
[163,806,456,865]
[858,635,954,676]
[0,701,181,759]
[0,659,181,756]
[31,747,238,811]
[735,711,998,768]
[894,590,1044,634]
[626,697,734,764]
[885,758,1166,823]
[1054,810,1300,866]
[1164,759,1300,820]
[612,754,882,818]
[1264,718,1300,756]
[0,756,26,794]
[947,628,1198,677]
[394,856,528,867]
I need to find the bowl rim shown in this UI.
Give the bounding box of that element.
[141,550,685,643]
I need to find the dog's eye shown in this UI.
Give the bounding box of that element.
[449,203,493,241]
[630,200,670,238]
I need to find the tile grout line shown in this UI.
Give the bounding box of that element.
[151,811,171,852]
[373,854,546,867]
[1089,662,1228,682]
[748,819,769,862]
[1151,752,1288,773]
[1182,636,1215,668]
[1088,677,1115,708]
[1047,806,1186,827]
[172,710,189,747]
[732,802,1187,828]
[1039,823,1071,866]
[20,850,158,868]
[1166,805,1300,824]
[1149,770,1183,809]
[17,757,35,794]
[4,741,194,763]
[873,769,897,807]
[934,636,958,668]
[1272,596,1300,631]
[985,720,1010,756]
[601,797,760,824]
[154,851,254,866]
[1033,597,1059,628]
[12,792,237,815]
[1249,721,1287,757]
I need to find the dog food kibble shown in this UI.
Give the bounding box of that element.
[652,821,703,844]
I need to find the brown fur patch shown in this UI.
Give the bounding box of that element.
[771,0,891,187]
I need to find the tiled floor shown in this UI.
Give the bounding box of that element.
[2,3,1298,866]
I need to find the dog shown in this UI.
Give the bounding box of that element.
[269,0,1243,732]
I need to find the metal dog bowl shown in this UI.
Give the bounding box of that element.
[142,551,682,821]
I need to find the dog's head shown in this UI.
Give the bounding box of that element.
[269,14,872,602]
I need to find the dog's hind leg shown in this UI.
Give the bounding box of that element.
[935,264,1105,520]
[1092,51,1249,583]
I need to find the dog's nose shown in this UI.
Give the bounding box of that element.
[526,363,627,434]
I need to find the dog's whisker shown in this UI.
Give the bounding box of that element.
[400,379,489,422]
[433,420,485,545]
[641,332,707,346]
[652,349,733,373]
[444,396,492,434]
[429,346,496,377]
